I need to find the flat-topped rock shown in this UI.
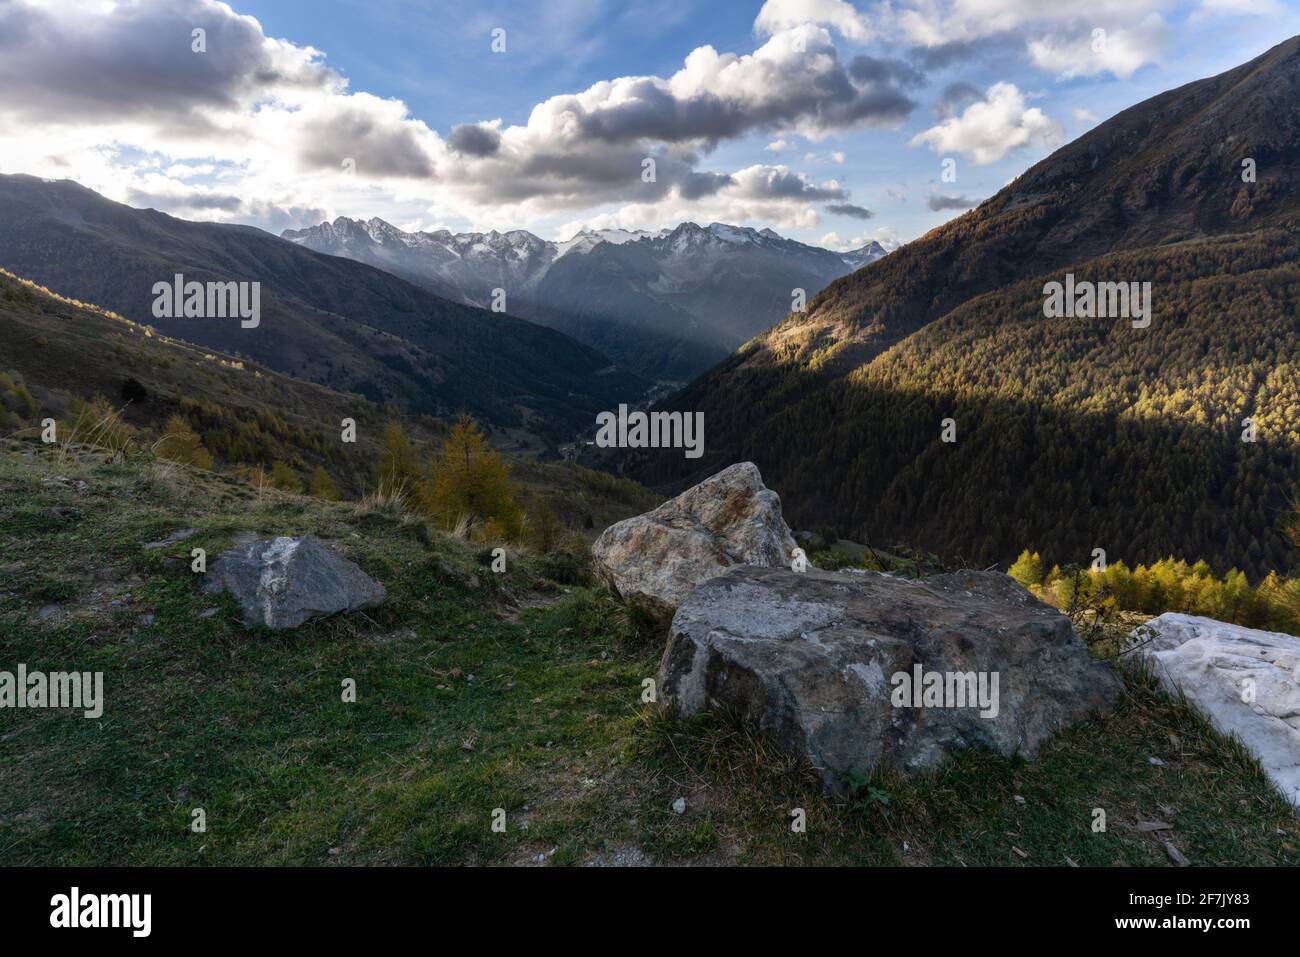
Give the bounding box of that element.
[659,565,1121,793]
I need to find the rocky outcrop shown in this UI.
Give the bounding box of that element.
[1130,613,1300,808]
[205,535,385,630]
[591,462,796,623]
[658,565,1120,793]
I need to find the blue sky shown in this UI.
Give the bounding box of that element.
[2,0,1297,249]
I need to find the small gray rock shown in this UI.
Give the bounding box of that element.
[144,529,196,550]
[205,536,385,630]
[34,604,61,622]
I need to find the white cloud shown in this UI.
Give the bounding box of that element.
[814,226,901,251]
[1195,0,1282,16]
[550,165,851,237]
[910,81,1062,164]
[890,0,1173,46]
[850,226,902,250]
[754,0,874,42]
[1072,107,1097,123]
[1026,15,1173,79]
[0,3,900,233]
[858,1,1175,79]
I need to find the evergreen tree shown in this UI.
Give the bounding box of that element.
[1008,549,1044,588]
[376,420,421,499]
[525,496,564,553]
[156,415,213,470]
[269,460,302,493]
[309,465,339,501]
[420,415,523,539]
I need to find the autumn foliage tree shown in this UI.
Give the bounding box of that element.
[419,415,522,540]
[1011,548,1300,633]
[269,460,302,493]
[309,465,339,500]
[376,420,421,501]
[156,415,213,469]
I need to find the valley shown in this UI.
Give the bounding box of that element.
[1,0,1298,887]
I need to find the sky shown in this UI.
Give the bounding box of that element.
[1,0,1297,250]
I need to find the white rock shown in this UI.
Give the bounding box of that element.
[1130,613,1300,808]
[671,797,686,814]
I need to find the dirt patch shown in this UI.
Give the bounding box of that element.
[497,590,564,623]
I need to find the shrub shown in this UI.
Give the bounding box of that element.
[269,460,303,493]
[155,415,213,469]
[309,465,339,500]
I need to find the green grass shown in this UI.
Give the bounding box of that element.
[1,445,1297,866]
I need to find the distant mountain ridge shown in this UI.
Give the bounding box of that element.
[0,174,647,449]
[283,218,887,379]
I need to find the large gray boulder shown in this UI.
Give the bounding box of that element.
[658,565,1120,793]
[592,462,796,622]
[1130,613,1300,808]
[205,535,385,630]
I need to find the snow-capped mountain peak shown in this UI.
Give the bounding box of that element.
[282,216,893,378]
[839,240,888,271]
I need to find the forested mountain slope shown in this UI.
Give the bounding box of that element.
[628,36,1300,579]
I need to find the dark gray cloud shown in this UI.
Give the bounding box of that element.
[0,0,332,130]
[539,33,920,155]
[731,166,846,202]
[825,202,874,219]
[848,56,925,89]
[679,170,735,200]
[571,79,916,148]
[127,188,242,212]
[295,103,436,178]
[447,123,501,157]
[935,81,985,119]
[927,192,979,211]
[906,33,1024,72]
[241,200,331,234]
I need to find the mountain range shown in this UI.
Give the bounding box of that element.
[2,36,1296,582]
[283,218,886,380]
[0,174,647,449]
[626,35,1300,579]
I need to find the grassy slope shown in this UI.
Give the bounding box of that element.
[0,266,658,527]
[1,445,1296,866]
